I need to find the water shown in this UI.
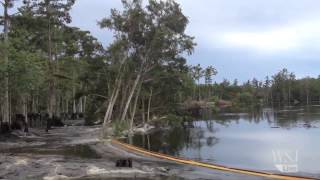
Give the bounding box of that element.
[128,106,320,177]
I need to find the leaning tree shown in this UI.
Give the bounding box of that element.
[99,0,195,133]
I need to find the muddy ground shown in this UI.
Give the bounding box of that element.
[0,123,269,180]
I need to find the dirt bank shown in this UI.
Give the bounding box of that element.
[0,124,268,180]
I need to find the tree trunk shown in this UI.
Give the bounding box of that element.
[118,82,129,120]
[193,84,196,100]
[103,77,122,126]
[79,97,83,113]
[23,95,29,133]
[72,77,77,115]
[208,84,211,100]
[102,55,127,128]
[9,92,11,125]
[288,87,291,106]
[120,72,142,123]
[56,95,61,118]
[198,79,201,101]
[46,14,54,132]
[141,97,145,125]
[129,83,142,133]
[147,88,153,122]
[66,99,69,114]
[83,96,87,113]
[1,0,10,133]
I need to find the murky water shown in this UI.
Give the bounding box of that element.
[128,106,320,177]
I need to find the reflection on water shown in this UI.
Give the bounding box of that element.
[128,106,320,177]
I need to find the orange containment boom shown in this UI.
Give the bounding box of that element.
[111,139,318,180]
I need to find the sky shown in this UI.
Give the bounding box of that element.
[68,0,320,82]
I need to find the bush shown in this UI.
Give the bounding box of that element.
[162,114,184,126]
[240,92,253,104]
[112,121,129,137]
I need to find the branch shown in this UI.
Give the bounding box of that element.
[88,94,109,99]
[11,11,21,16]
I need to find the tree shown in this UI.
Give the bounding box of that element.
[263,76,272,105]
[288,73,295,106]
[0,0,15,133]
[99,0,195,133]
[24,0,76,131]
[191,64,204,100]
[204,66,217,99]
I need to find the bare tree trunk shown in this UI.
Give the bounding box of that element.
[48,80,54,131]
[72,78,77,115]
[56,95,61,118]
[129,83,142,133]
[83,96,87,113]
[79,97,83,113]
[32,96,36,113]
[66,99,69,114]
[9,90,12,126]
[120,73,142,123]
[102,81,122,137]
[147,88,153,122]
[23,95,29,133]
[102,56,127,135]
[141,97,145,125]
[36,94,39,113]
[103,90,116,126]
[147,134,151,150]
[46,14,54,132]
[118,82,129,120]
[103,78,122,126]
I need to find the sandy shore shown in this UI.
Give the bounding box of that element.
[0,125,268,180]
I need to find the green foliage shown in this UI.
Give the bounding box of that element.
[237,92,254,106]
[195,68,320,111]
[158,114,184,127]
[98,0,196,128]
[112,120,129,137]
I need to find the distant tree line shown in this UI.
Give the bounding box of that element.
[196,68,320,108]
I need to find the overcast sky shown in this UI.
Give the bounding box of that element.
[69,0,320,82]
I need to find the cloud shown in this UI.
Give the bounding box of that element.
[68,0,320,82]
[220,28,298,52]
[217,19,320,54]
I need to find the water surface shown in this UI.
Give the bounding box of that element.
[128,106,320,177]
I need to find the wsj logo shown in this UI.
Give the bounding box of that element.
[272,150,299,173]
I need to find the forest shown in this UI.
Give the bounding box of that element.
[1,0,319,135]
[199,68,320,109]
